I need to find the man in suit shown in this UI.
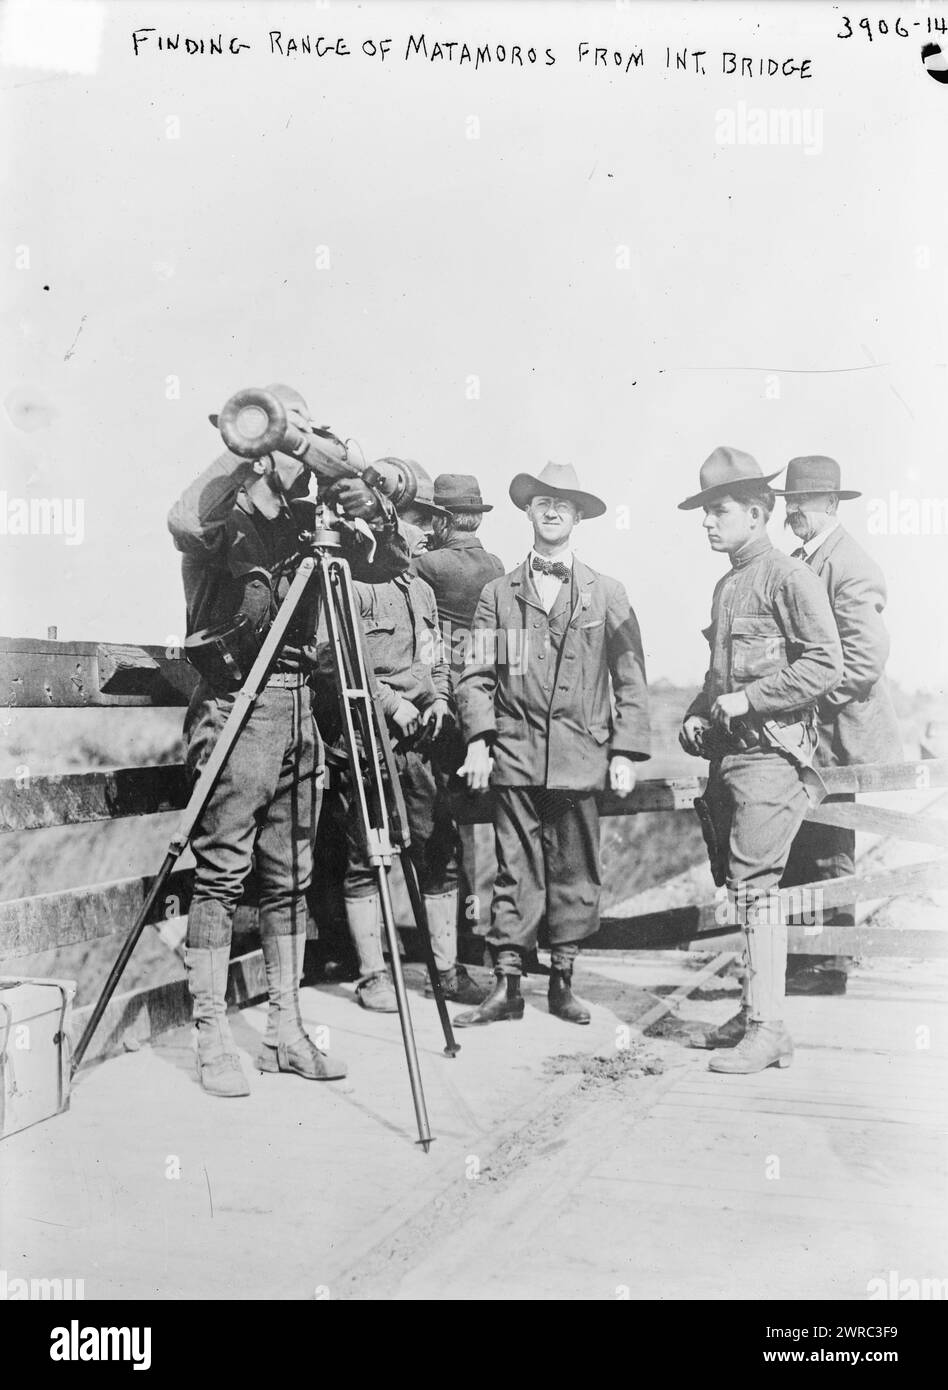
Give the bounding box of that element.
[679,447,843,1072]
[775,456,903,994]
[453,462,651,1027]
[411,474,505,683]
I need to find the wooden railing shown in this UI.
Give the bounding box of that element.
[2,637,947,1059]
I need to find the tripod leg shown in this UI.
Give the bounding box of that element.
[71,850,179,1071]
[401,854,460,1058]
[319,552,438,1148]
[72,558,318,1074]
[377,868,434,1151]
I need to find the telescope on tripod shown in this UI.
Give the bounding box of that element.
[72,388,460,1151]
[214,386,421,510]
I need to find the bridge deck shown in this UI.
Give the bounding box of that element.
[4,950,945,1300]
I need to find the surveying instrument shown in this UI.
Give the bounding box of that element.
[73,387,461,1151]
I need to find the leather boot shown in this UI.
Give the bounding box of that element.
[420,891,487,1005]
[346,895,398,1012]
[454,972,524,1027]
[257,933,347,1080]
[548,967,591,1025]
[428,963,489,1006]
[690,1005,749,1050]
[184,945,250,1098]
[708,1020,794,1072]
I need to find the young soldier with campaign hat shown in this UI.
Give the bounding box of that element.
[453,462,651,1027]
[775,456,902,995]
[678,447,844,1072]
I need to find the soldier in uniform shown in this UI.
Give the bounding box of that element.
[168,384,409,1097]
[678,447,843,1073]
[775,456,903,995]
[453,463,651,1027]
[317,498,488,1010]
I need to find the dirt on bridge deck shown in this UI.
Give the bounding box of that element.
[3,952,946,1301]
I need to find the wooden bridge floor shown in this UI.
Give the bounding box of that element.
[3,953,946,1301]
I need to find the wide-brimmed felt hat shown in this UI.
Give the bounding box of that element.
[678,446,781,511]
[509,462,606,520]
[425,473,493,513]
[772,455,861,500]
[378,458,451,518]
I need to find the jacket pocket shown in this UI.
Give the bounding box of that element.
[731,616,786,681]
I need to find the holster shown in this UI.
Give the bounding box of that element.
[184,614,257,692]
[693,794,728,888]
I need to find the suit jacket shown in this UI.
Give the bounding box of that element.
[455,556,651,791]
[411,534,506,635]
[805,525,902,766]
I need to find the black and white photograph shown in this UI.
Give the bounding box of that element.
[1,0,946,1343]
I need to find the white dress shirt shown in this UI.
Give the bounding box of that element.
[799,517,841,561]
[528,548,574,613]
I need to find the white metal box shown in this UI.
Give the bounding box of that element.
[0,976,76,1139]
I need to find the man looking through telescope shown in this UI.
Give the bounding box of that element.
[168,383,410,1098]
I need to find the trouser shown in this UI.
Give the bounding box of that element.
[782,795,855,974]
[340,743,459,899]
[704,749,810,1021]
[489,786,601,975]
[184,679,322,948]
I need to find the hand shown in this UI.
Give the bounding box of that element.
[679,715,711,757]
[710,690,750,730]
[458,738,493,791]
[327,477,381,521]
[609,755,637,798]
[420,698,450,741]
[391,698,421,738]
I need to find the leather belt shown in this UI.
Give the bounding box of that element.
[266,671,307,689]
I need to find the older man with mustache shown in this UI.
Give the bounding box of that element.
[776,456,903,995]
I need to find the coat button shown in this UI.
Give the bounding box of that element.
[537,652,545,660]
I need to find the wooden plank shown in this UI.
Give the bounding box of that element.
[454,777,703,825]
[788,924,948,957]
[804,800,948,849]
[0,765,188,833]
[0,871,195,957]
[784,858,948,912]
[0,637,196,707]
[818,759,948,794]
[0,765,704,832]
[69,950,267,1065]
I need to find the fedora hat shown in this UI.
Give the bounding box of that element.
[509,462,606,519]
[772,455,861,500]
[379,458,451,518]
[678,446,781,511]
[428,473,493,513]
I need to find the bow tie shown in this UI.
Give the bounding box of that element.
[532,555,570,583]
[791,546,809,561]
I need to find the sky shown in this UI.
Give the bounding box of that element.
[1,0,946,692]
